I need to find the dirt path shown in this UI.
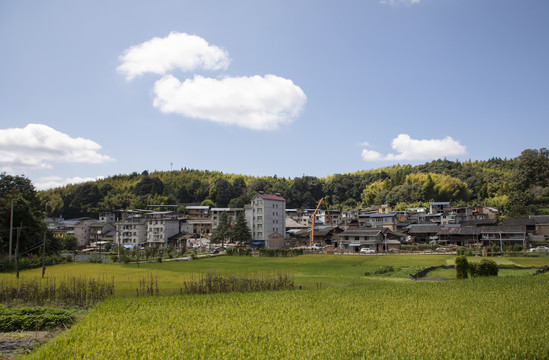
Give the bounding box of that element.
[0,330,62,359]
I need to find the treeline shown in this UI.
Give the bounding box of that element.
[37,148,549,219]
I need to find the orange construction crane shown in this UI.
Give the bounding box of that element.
[310,197,338,248]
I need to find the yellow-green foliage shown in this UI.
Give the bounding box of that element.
[24,275,549,359]
[362,172,471,206]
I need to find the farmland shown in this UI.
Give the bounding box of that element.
[1,254,548,359]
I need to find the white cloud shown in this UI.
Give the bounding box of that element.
[361,134,466,162]
[34,176,105,191]
[153,74,307,130]
[357,141,371,147]
[0,124,114,170]
[380,0,421,6]
[117,32,230,81]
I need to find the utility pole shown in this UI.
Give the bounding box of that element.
[15,224,22,279]
[42,232,46,278]
[9,200,14,261]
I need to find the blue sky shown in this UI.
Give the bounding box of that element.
[1,0,548,190]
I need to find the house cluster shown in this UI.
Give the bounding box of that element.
[291,202,549,253]
[47,193,549,252]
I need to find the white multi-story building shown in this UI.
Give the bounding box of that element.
[245,192,286,249]
[116,210,148,248]
[146,211,180,248]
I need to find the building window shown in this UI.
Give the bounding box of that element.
[257,216,262,221]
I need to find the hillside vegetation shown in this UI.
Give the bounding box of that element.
[37,148,549,219]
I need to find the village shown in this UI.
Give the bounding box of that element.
[46,192,549,254]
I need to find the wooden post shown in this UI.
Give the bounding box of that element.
[15,225,21,279]
[42,232,46,278]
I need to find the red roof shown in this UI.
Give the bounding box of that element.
[257,193,285,201]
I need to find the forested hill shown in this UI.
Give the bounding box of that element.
[38,148,549,219]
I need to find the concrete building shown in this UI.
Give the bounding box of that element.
[58,217,96,247]
[116,210,148,248]
[246,192,286,248]
[358,213,398,231]
[211,208,244,229]
[430,202,451,214]
[146,211,180,248]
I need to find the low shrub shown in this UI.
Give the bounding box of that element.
[0,276,114,306]
[88,254,103,264]
[0,256,65,273]
[478,259,498,276]
[366,265,395,276]
[226,248,252,256]
[258,249,303,257]
[178,272,294,295]
[469,259,498,277]
[0,306,75,331]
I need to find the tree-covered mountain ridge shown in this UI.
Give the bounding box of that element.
[38,148,549,219]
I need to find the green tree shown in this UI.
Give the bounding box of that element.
[201,199,215,208]
[512,148,549,191]
[213,178,233,208]
[0,173,50,256]
[63,235,79,251]
[44,193,64,217]
[231,213,252,245]
[133,176,164,196]
[211,212,230,246]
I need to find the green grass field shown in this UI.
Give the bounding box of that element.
[2,254,548,293]
[1,254,548,359]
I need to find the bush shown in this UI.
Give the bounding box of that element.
[65,254,73,263]
[469,262,479,277]
[110,255,119,263]
[469,259,498,277]
[455,256,469,279]
[258,249,303,257]
[366,265,395,276]
[478,259,498,276]
[226,248,252,256]
[456,247,466,256]
[0,256,64,273]
[88,254,103,264]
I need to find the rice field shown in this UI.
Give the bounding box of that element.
[23,274,549,359]
[2,254,548,359]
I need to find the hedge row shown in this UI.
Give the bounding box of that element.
[258,248,303,257]
[0,256,69,273]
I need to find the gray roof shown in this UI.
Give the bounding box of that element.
[502,218,535,226]
[358,213,397,218]
[340,229,383,236]
[437,226,480,236]
[529,216,549,225]
[480,225,526,234]
[460,219,498,227]
[407,224,440,234]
